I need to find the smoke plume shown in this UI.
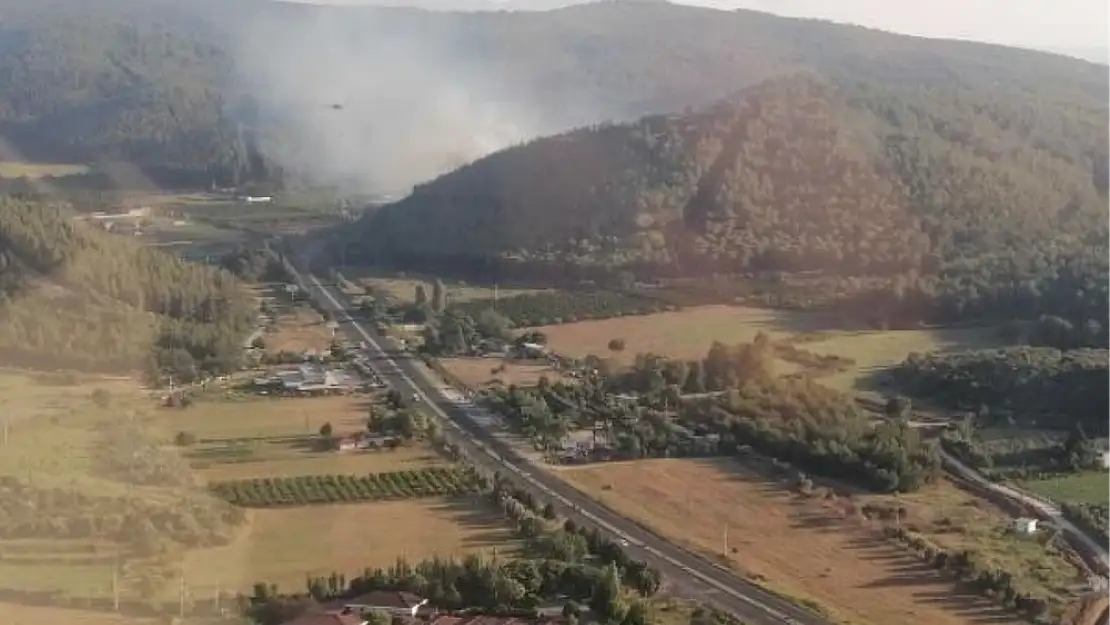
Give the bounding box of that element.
[231,6,551,195]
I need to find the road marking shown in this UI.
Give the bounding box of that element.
[301,271,806,624]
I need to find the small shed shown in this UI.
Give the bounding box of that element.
[1098,448,1110,470]
[1013,517,1038,535]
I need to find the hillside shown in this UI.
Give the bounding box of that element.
[356,73,1108,338]
[0,0,1105,191]
[0,198,255,375]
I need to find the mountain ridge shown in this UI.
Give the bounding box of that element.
[348,71,1108,337]
[0,0,1104,192]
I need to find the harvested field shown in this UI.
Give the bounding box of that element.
[183,497,520,594]
[559,458,1036,625]
[161,395,370,440]
[160,395,448,481]
[439,357,565,390]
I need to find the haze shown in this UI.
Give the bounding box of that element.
[249,0,1107,195]
[234,8,551,195]
[286,0,1108,58]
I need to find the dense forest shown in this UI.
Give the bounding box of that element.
[359,70,1108,338]
[0,198,255,376]
[892,347,1109,437]
[1,0,1105,192]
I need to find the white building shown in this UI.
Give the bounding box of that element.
[1013,517,1038,535]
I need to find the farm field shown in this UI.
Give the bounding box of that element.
[0,161,88,178]
[0,603,158,625]
[261,302,334,354]
[532,305,813,367]
[794,326,1002,392]
[182,497,520,594]
[349,271,546,306]
[557,457,1081,625]
[1020,472,1110,506]
[439,357,566,390]
[0,370,151,492]
[159,394,449,481]
[531,306,1000,389]
[0,371,250,616]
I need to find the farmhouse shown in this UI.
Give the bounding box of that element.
[341,590,429,617]
[283,609,366,625]
[253,364,352,395]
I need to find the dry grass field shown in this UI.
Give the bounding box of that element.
[263,304,334,354]
[159,394,449,481]
[533,306,998,389]
[533,305,810,366]
[0,161,88,179]
[0,603,158,625]
[0,370,148,492]
[182,497,520,594]
[557,458,1082,625]
[439,357,566,390]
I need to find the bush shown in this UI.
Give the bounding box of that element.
[173,430,197,447]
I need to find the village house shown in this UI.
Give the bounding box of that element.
[341,590,430,617]
[281,608,366,625]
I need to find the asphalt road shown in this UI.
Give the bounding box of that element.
[290,262,828,625]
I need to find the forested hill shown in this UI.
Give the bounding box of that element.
[0,198,254,375]
[0,0,1105,190]
[357,74,1109,339]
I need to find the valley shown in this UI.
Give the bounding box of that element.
[0,1,1105,625]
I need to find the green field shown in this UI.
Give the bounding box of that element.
[163,392,449,481]
[0,161,88,179]
[1020,472,1110,505]
[0,367,516,619]
[347,270,548,306]
[534,305,999,390]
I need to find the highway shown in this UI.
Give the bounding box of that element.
[288,259,829,625]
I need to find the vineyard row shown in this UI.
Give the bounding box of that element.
[209,467,483,508]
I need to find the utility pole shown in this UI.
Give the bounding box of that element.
[723,524,729,554]
[111,564,120,611]
[179,575,186,617]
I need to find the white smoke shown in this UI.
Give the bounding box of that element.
[231,6,550,195]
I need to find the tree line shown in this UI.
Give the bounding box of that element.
[892,347,1109,437]
[0,198,255,377]
[246,470,663,625]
